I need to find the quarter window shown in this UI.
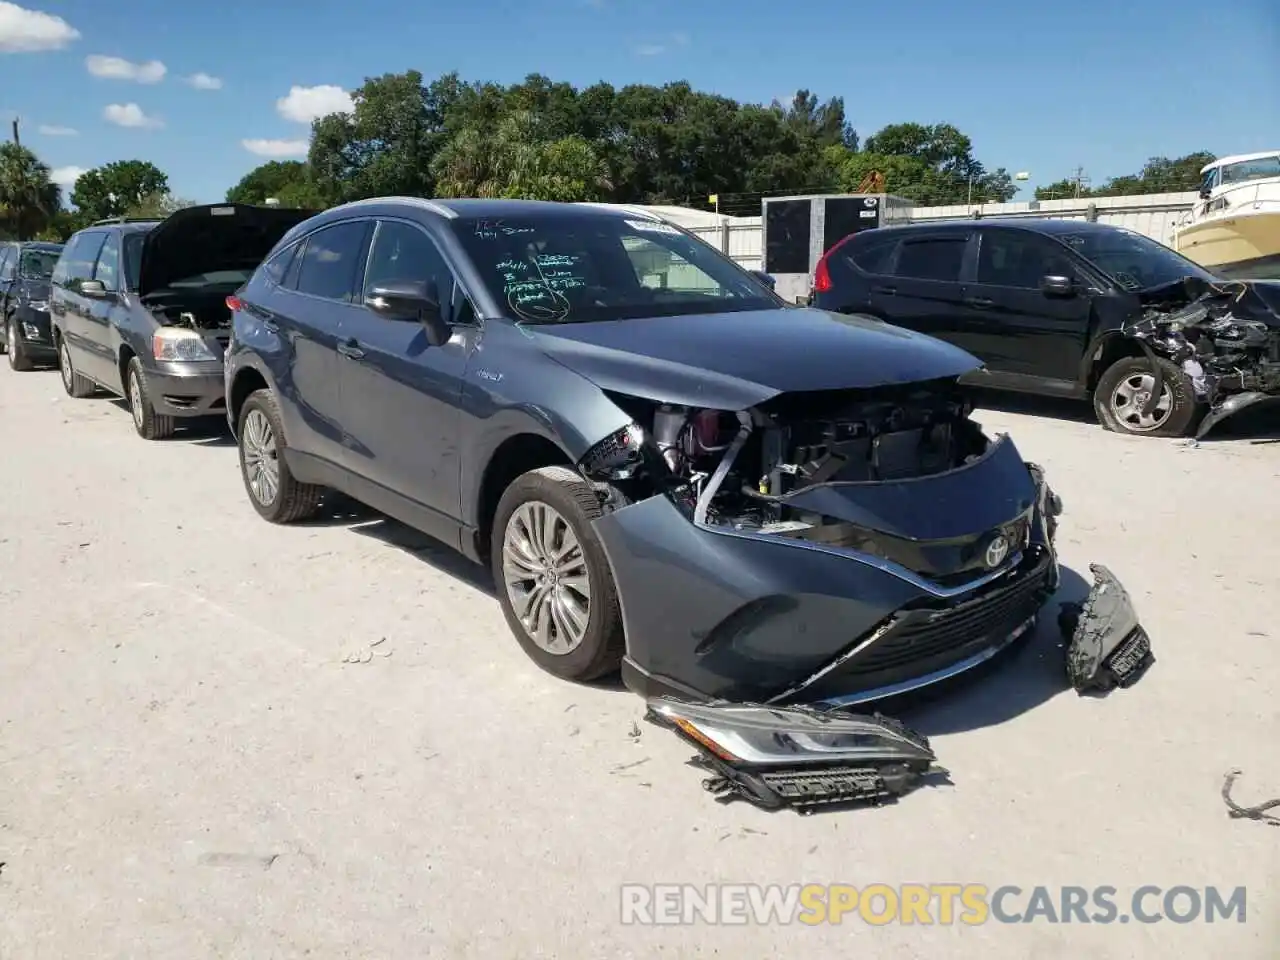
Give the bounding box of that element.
[294,221,370,303]
[849,238,897,274]
[894,238,966,282]
[0,247,13,281]
[262,243,297,286]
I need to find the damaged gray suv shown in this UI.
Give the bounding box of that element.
[225,199,1147,722]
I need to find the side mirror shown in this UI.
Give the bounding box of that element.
[1198,186,1212,200]
[367,280,451,347]
[749,269,776,290]
[80,279,108,298]
[1041,275,1075,298]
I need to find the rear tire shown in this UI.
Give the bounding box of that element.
[1093,356,1201,438]
[491,465,625,682]
[7,318,34,371]
[237,388,324,523]
[126,357,176,440]
[57,334,95,398]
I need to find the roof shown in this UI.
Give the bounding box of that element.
[324,196,669,222]
[9,240,64,250]
[1200,151,1279,173]
[852,218,1130,238]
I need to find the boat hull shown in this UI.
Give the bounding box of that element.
[1175,209,1280,280]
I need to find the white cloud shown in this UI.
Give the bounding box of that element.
[242,138,308,158]
[184,72,222,90]
[103,102,163,129]
[86,54,166,83]
[38,123,77,136]
[634,43,665,56]
[0,2,80,53]
[672,31,690,45]
[276,84,352,124]
[50,165,87,188]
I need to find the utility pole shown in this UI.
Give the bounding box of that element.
[11,116,27,240]
[1070,165,1090,199]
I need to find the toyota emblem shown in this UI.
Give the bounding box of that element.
[985,536,1010,568]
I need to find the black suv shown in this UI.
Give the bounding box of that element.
[49,206,311,438]
[0,240,63,370]
[809,219,1280,437]
[224,197,1071,708]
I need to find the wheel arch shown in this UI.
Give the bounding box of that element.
[1085,332,1147,393]
[471,432,577,563]
[228,365,270,437]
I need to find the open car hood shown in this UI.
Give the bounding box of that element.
[531,308,983,410]
[138,203,316,297]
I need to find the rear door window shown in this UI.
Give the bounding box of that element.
[849,237,898,275]
[894,237,967,282]
[976,230,1078,289]
[293,221,372,303]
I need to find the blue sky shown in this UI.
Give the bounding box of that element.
[2,0,1277,206]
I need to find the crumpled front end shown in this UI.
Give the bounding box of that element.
[646,698,941,813]
[585,380,1064,706]
[1124,277,1280,436]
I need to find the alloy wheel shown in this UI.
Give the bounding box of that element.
[128,369,144,430]
[1110,373,1173,432]
[241,408,280,505]
[501,500,592,655]
[59,341,73,391]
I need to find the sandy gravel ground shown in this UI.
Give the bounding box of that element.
[0,367,1277,959]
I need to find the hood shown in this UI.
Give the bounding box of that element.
[138,203,316,297]
[530,308,982,410]
[1137,275,1280,328]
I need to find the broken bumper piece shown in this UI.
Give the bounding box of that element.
[1060,563,1154,693]
[646,698,939,813]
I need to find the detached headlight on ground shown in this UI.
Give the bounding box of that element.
[153,327,217,362]
[646,698,941,813]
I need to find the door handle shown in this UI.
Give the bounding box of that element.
[965,297,995,308]
[872,285,897,296]
[337,340,365,360]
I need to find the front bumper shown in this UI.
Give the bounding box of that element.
[12,306,58,358]
[595,459,1062,706]
[146,359,227,417]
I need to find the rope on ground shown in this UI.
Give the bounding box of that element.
[1221,769,1280,826]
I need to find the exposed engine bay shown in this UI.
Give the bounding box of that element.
[141,289,234,330]
[1125,276,1280,436]
[594,378,989,548]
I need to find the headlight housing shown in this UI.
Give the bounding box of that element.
[26,299,49,312]
[153,327,217,362]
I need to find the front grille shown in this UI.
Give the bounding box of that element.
[848,559,1052,677]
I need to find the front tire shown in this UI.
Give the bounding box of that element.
[1093,356,1200,438]
[7,318,34,371]
[237,388,324,523]
[126,357,176,440]
[57,335,95,398]
[491,465,624,682]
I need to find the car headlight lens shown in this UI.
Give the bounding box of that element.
[153,327,217,362]
[26,299,48,312]
[22,322,41,339]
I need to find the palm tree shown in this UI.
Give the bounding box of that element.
[431,111,611,202]
[0,143,61,240]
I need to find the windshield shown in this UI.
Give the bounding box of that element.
[19,248,61,279]
[451,213,778,323]
[1221,156,1280,186]
[1060,228,1217,290]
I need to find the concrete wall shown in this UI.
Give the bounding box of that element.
[678,191,1199,270]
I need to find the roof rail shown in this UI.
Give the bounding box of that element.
[89,216,162,226]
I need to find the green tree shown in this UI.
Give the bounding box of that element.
[0,142,61,240]
[432,111,610,202]
[71,160,170,220]
[123,192,197,219]
[1035,152,1216,200]
[226,160,328,208]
